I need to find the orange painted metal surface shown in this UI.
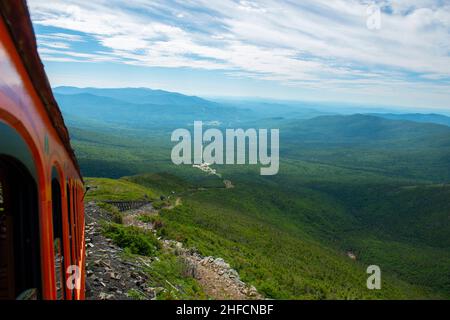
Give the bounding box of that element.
[0,8,85,300]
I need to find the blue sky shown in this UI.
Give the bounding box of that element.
[28,0,450,110]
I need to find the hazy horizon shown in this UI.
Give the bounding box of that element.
[52,85,450,115]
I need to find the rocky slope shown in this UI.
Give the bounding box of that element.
[84,201,263,300]
[85,202,158,300]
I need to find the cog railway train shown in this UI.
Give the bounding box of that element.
[0,1,85,300]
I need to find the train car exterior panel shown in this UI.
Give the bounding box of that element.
[0,6,84,300]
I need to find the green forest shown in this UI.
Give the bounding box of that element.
[56,87,450,299]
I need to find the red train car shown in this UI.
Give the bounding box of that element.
[0,1,85,300]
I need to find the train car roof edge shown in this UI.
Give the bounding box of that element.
[0,1,83,181]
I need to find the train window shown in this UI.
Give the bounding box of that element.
[66,183,73,266]
[74,186,78,260]
[70,185,76,266]
[0,170,13,299]
[72,185,77,264]
[66,183,74,299]
[0,180,3,211]
[74,185,80,262]
[0,156,41,300]
[51,176,65,300]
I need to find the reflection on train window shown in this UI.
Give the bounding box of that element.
[73,185,78,262]
[0,181,4,212]
[66,183,74,299]
[70,185,76,266]
[0,170,12,299]
[51,177,65,300]
[66,184,72,266]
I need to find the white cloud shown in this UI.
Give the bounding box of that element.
[37,40,71,50]
[37,32,86,42]
[28,0,450,106]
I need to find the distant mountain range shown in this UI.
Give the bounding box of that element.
[53,87,250,129]
[367,113,450,127]
[284,114,450,146]
[53,86,334,125]
[54,87,450,131]
[54,86,214,107]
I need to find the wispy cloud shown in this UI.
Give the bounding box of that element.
[28,0,450,106]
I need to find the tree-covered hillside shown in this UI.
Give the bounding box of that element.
[58,89,450,299]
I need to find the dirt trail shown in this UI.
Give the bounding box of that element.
[164,197,182,210]
[181,254,261,300]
